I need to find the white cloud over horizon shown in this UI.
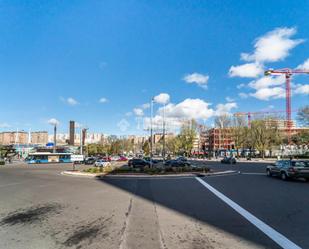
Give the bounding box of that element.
[154,93,170,105]
[183,73,209,89]
[61,97,79,106]
[229,27,308,101]
[99,97,108,103]
[229,63,264,78]
[215,102,238,116]
[133,108,144,116]
[48,118,60,126]
[297,58,309,70]
[241,27,304,63]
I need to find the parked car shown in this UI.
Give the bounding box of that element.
[102,156,111,162]
[94,160,110,167]
[221,156,237,164]
[84,157,96,165]
[164,160,191,167]
[117,156,128,161]
[144,157,160,164]
[176,156,188,162]
[266,160,309,181]
[128,158,151,168]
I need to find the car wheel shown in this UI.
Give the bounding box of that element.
[280,172,288,181]
[266,169,272,177]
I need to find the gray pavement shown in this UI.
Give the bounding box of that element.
[0,162,308,249]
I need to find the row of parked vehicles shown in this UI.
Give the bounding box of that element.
[84,155,129,166]
[127,156,191,168]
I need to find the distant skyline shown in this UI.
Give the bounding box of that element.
[0,1,308,135]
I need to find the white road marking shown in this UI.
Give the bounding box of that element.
[0,181,29,188]
[195,177,302,249]
[241,172,265,175]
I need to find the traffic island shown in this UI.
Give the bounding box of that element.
[61,165,237,178]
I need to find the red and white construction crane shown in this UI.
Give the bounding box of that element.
[264,68,309,143]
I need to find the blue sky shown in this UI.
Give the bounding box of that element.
[0,0,308,135]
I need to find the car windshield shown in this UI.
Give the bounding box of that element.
[292,161,309,167]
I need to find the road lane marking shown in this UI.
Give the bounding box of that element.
[241,172,265,175]
[195,177,302,249]
[0,181,29,188]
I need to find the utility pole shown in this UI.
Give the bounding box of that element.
[162,103,166,161]
[80,126,83,155]
[150,98,154,160]
[53,124,57,153]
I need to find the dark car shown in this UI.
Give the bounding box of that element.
[266,160,309,181]
[128,158,151,168]
[164,160,191,167]
[221,156,236,164]
[84,157,96,165]
[144,157,160,164]
[176,156,188,162]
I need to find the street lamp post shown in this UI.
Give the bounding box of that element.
[150,98,154,160]
[162,103,166,161]
[53,124,57,153]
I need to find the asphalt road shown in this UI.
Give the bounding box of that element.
[0,161,308,249]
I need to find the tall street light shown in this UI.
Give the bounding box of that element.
[162,103,166,161]
[153,93,170,162]
[150,97,154,160]
[48,118,59,153]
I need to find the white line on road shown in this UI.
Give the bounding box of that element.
[241,172,265,175]
[0,181,29,188]
[195,177,302,249]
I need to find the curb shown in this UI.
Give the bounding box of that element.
[61,170,237,178]
[61,171,107,178]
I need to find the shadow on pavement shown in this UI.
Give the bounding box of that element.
[97,176,280,249]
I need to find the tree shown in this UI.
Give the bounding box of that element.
[166,136,181,156]
[142,140,150,156]
[232,116,247,157]
[249,119,282,158]
[291,130,309,145]
[297,106,309,126]
[177,120,197,156]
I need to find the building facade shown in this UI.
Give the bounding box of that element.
[30,131,48,145]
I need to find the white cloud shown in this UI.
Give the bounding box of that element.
[158,98,214,120]
[143,115,183,130]
[99,97,108,103]
[0,122,10,128]
[154,93,170,105]
[297,58,309,70]
[141,103,150,109]
[250,87,286,100]
[215,102,238,116]
[239,92,249,99]
[183,73,209,89]
[229,63,264,78]
[225,97,235,102]
[125,112,132,117]
[48,118,60,126]
[67,97,79,106]
[237,83,246,89]
[133,108,144,116]
[268,105,275,109]
[248,75,285,90]
[241,27,303,63]
[294,84,309,95]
